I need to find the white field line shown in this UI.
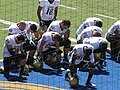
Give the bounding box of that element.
[96,14,118,20]
[59,4,77,10]
[0,19,77,43]
[0,19,15,25]
[1,28,8,30]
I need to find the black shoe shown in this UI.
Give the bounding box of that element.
[4,72,9,77]
[100,67,106,71]
[19,74,27,79]
[4,73,9,77]
[98,66,106,71]
[85,82,96,87]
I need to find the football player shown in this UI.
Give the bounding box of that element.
[47,19,71,62]
[83,37,108,71]
[105,20,120,59]
[76,17,103,38]
[3,34,28,77]
[77,26,103,44]
[37,31,62,67]
[67,44,95,87]
[37,0,60,27]
[8,21,40,65]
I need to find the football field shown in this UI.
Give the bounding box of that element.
[0,0,120,90]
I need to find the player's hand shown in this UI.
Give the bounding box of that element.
[39,20,44,27]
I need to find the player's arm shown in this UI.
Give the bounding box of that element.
[71,54,77,64]
[54,7,58,20]
[76,23,85,38]
[64,29,70,40]
[6,39,16,55]
[55,40,60,52]
[39,39,45,56]
[37,6,42,22]
[34,31,40,39]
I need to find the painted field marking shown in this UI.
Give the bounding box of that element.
[0,28,8,30]
[96,14,118,20]
[0,81,65,90]
[0,19,15,25]
[59,4,77,10]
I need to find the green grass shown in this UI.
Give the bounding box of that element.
[0,0,119,58]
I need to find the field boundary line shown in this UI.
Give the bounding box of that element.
[96,14,117,20]
[59,4,77,10]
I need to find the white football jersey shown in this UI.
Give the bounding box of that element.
[107,20,120,34]
[3,34,23,57]
[8,23,23,35]
[39,0,60,20]
[37,31,59,52]
[77,26,103,41]
[8,21,39,40]
[25,21,40,31]
[47,20,69,35]
[76,17,103,36]
[69,44,94,65]
[83,37,108,50]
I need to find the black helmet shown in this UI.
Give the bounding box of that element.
[99,41,108,51]
[30,24,37,32]
[83,46,92,55]
[95,20,103,27]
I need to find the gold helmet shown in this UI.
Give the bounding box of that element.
[23,64,29,75]
[69,77,79,88]
[32,59,43,71]
[38,25,47,36]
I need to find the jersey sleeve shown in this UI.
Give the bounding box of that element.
[5,38,12,46]
[54,0,60,7]
[76,23,85,36]
[47,25,56,32]
[39,0,45,7]
[41,34,49,42]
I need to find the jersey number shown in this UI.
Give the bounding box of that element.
[46,7,53,15]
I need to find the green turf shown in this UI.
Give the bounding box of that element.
[0,0,119,58]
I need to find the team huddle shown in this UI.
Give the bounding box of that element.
[2,0,120,88]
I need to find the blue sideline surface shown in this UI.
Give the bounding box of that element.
[0,53,120,90]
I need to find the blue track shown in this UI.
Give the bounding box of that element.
[0,53,120,90]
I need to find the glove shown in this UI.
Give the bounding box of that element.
[39,20,44,27]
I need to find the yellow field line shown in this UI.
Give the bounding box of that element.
[0,81,65,90]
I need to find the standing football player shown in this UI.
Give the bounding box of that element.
[37,0,60,27]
